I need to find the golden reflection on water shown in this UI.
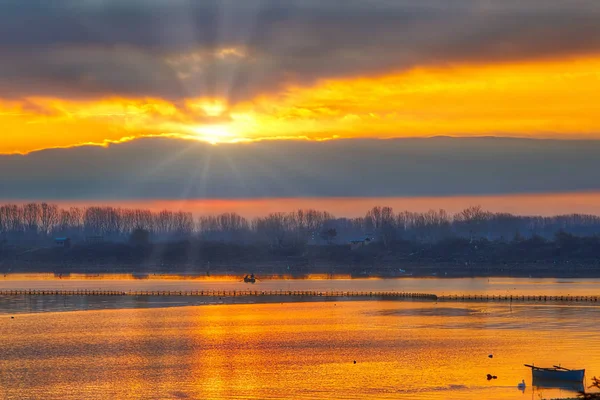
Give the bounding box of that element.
[0,301,599,399]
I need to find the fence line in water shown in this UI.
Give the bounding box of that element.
[0,290,598,302]
[436,294,599,302]
[0,289,436,300]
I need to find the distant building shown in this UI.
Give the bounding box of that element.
[55,237,72,248]
[349,236,374,250]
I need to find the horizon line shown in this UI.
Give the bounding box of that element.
[4,134,600,156]
[3,193,600,219]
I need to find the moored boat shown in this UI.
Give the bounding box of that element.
[532,377,584,393]
[525,364,585,381]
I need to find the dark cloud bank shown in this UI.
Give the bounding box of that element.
[1,0,600,101]
[1,137,599,200]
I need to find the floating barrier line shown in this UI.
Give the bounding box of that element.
[436,294,599,303]
[0,290,597,302]
[0,289,435,300]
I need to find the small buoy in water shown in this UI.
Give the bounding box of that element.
[487,374,493,381]
[11,316,14,319]
[493,376,497,379]
[488,354,493,358]
[353,360,357,364]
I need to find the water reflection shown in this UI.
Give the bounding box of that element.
[0,301,599,399]
[374,307,476,317]
[1,276,600,399]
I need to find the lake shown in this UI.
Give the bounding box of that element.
[0,277,599,399]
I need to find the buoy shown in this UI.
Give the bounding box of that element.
[488,354,493,358]
[353,360,357,364]
[10,316,14,319]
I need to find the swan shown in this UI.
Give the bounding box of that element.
[517,379,526,391]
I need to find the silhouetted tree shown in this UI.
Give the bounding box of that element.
[23,203,41,234]
[3,202,600,255]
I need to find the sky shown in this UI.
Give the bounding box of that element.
[2,0,600,214]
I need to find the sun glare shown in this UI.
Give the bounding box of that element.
[193,124,234,144]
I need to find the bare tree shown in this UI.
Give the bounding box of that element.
[0,204,21,235]
[173,211,194,237]
[22,203,41,233]
[57,207,83,236]
[253,213,288,247]
[39,203,59,236]
[366,206,395,245]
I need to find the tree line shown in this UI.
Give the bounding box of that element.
[2,203,600,246]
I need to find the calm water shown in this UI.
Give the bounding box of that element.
[0,278,599,400]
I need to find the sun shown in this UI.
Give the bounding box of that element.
[193,124,235,144]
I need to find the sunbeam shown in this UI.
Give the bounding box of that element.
[193,124,237,144]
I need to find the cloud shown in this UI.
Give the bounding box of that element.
[1,1,600,101]
[1,137,600,200]
[4,53,600,154]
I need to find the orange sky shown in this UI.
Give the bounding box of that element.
[3,55,600,154]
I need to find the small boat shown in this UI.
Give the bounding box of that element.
[243,274,256,284]
[525,364,585,381]
[532,377,584,393]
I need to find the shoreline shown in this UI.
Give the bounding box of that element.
[2,266,600,280]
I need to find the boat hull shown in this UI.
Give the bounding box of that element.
[532,377,584,392]
[532,369,585,382]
